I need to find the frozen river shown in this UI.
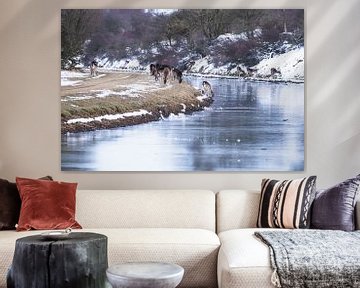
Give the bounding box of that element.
[61,76,304,171]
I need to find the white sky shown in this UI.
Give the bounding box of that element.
[145,9,178,15]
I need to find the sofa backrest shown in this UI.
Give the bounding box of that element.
[216,190,260,233]
[217,190,360,232]
[76,190,216,231]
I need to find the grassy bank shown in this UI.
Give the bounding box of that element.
[61,72,213,133]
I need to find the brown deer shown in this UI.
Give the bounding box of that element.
[155,63,172,84]
[163,66,171,84]
[150,64,159,80]
[90,60,98,77]
[172,68,183,83]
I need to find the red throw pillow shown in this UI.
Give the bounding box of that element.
[0,176,52,230]
[16,177,82,231]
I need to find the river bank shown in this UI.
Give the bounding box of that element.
[62,77,304,171]
[61,71,213,133]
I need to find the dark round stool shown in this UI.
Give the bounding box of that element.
[7,232,108,288]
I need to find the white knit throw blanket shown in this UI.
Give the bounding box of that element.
[255,230,360,288]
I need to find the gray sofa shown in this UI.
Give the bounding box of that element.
[0,189,359,288]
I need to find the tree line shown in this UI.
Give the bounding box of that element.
[61,9,304,69]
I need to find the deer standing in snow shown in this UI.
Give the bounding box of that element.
[90,60,98,77]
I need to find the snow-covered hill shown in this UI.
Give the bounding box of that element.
[75,32,304,83]
[185,46,304,82]
[253,47,304,82]
[97,57,145,71]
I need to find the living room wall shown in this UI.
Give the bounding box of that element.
[0,0,359,191]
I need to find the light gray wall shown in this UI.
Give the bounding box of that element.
[0,0,359,190]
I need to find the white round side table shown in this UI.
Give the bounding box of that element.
[106,262,184,288]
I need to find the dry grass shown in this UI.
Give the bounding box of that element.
[61,72,212,133]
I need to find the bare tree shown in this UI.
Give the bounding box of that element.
[61,9,101,69]
[197,9,227,40]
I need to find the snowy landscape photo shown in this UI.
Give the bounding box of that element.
[61,9,304,171]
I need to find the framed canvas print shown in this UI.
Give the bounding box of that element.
[61,9,304,171]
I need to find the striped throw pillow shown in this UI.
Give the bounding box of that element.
[257,176,317,229]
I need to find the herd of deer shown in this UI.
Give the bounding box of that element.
[149,63,182,85]
[89,60,213,98]
[150,63,213,97]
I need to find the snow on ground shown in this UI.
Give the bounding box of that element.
[61,95,93,102]
[61,71,87,78]
[90,85,154,98]
[93,90,117,98]
[91,74,106,79]
[114,83,172,96]
[61,70,107,87]
[61,79,83,86]
[66,109,152,124]
[215,29,261,43]
[253,47,304,81]
[61,81,172,102]
[61,71,88,86]
[97,57,146,71]
[188,56,233,76]
[187,46,304,82]
[216,33,247,42]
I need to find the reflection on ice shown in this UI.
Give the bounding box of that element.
[62,77,304,171]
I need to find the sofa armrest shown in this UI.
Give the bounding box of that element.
[356,201,360,230]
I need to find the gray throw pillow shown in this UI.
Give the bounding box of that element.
[311,174,360,231]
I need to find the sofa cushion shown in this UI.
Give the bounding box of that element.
[216,190,260,233]
[103,228,219,288]
[0,228,220,288]
[76,190,216,231]
[0,179,20,230]
[311,174,360,231]
[16,177,82,231]
[257,176,317,229]
[0,176,53,230]
[218,228,276,288]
